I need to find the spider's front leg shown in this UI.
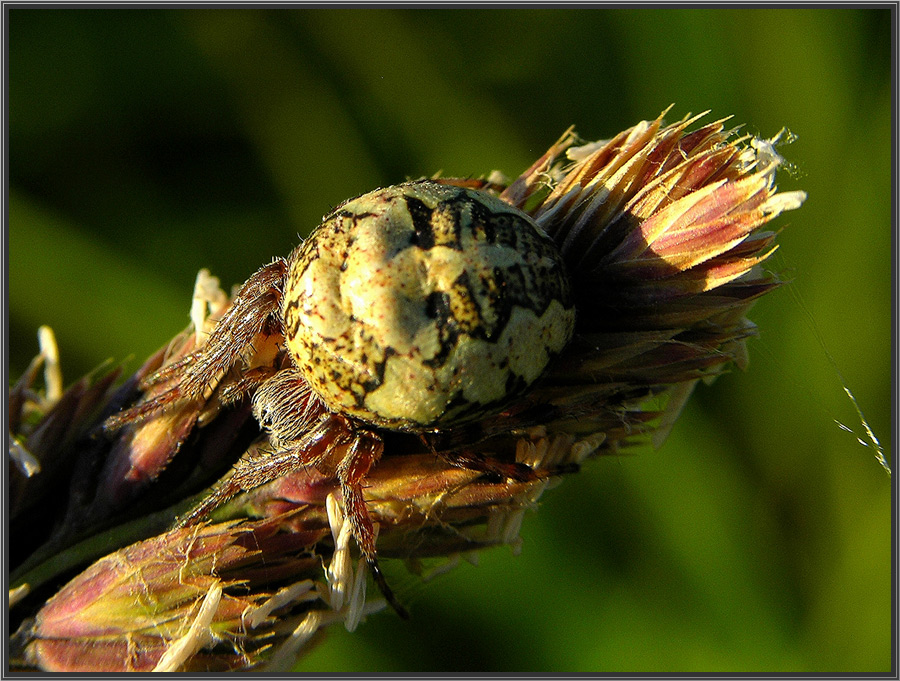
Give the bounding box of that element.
[176,366,409,618]
[335,428,410,619]
[173,410,349,528]
[178,417,411,619]
[104,258,288,431]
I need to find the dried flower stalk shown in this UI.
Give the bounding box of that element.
[9,110,804,671]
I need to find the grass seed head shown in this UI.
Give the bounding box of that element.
[10,110,804,671]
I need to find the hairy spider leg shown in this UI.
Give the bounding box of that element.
[423,412,582,484]
[439,447,581,482]
[334,430,410,619]
[248,365,408,615]
[174,410,410,619]
[173,412,350,529]
[434,447,540,482]
[104,259,288,431]
[251,365,325,446]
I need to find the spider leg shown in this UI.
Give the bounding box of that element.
[219,365,281,405]
[174,411,349,528]
[174,407,410,618]
[429,439,580,483]
[141,352,196,390]
[435,447,541,482]
[336,431,410,619]
[105,258,288,431]
[251,365,325,447]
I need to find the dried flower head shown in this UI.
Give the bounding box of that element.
[9,110,805,671]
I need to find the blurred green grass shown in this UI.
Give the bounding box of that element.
[8,7,892,673]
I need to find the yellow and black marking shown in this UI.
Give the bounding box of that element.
[283,180,576,431]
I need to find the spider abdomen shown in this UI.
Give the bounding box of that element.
[283,180,575,431]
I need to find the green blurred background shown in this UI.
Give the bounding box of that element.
[8,8,892,673]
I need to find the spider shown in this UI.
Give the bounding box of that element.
[106,179,577,617]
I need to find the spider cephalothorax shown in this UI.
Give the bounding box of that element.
[107,179,576,615]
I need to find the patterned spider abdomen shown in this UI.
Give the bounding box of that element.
[282,180,575,431]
